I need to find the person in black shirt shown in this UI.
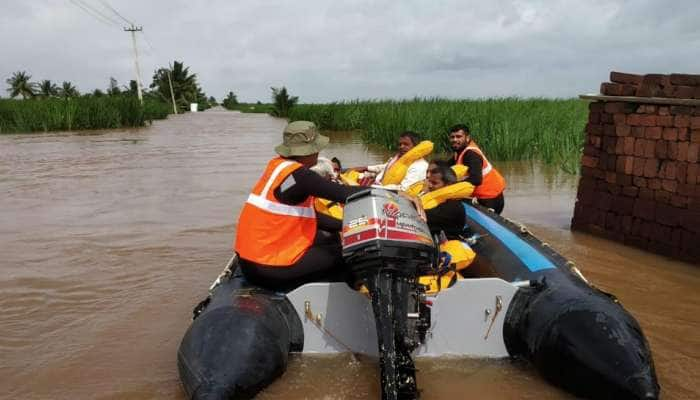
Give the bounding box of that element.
[424,163,466,239]
[448,123,506,214]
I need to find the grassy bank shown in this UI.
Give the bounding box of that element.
[0,97,172,133]
[288,98,588,173]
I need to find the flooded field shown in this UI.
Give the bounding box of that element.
[1,110,698,399]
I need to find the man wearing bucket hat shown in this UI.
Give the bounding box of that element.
[234,121,365,290]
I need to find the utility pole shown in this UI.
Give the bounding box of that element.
[167,68,178,114]
[124,24,143,104]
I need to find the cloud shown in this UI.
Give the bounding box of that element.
[1,0,699,102]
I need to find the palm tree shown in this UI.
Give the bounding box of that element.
[270,86,298,118]
[59,81,79,98]
[149,60,203,112]
[123,80,138,96]
[38,80,59,98]
[6,71,36,99]
[222,91,239,110]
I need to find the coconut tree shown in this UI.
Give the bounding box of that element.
[60,81,79,98]
[270,86,298,118]
[38,80,59,98]
[222,91,239,110]
[149,60,203,112]
[6,71,36,99]
[123,80,138,96]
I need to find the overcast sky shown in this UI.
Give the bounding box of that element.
[2,0,699,102]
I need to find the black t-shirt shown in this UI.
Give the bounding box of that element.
[273,167,366,232]
[449,149,483,186]
[425,199,466,239]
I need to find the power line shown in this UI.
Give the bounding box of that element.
[68,0,118,27]
[98,0,135,26]
[72,0,122,26]
[141,32,157,56]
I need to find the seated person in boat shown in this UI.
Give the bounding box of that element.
[233,121,366,291]
[424,162,467,240]
[310,156,339,182]
[447,123,506,214]
[330,157,342,176]
[352,131,429,191]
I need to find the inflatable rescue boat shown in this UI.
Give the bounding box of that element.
[177,188,659,400]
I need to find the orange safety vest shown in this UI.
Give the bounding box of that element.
[234,157,317,266]
[454,141,506,199]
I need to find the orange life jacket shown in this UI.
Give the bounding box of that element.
[454,141,506,199]
[234,157,317,266]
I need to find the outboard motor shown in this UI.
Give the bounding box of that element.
[342,188,436,400]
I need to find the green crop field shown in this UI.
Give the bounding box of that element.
[0,97,171,133]
[288,97,588,173]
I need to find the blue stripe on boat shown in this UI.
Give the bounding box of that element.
[464,205,555,272]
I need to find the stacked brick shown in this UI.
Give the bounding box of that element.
[601,71,700,99]
[572,72,700,263]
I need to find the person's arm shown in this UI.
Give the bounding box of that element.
[274,167,366,205]
[366,163,387,173]
[317,212,342,232]
[425,200,466,238]
[462,151,483,186]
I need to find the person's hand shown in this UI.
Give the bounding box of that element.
[351,166,369,172]
[398,191,426,222]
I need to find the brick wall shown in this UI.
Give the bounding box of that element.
[571,72,700,263]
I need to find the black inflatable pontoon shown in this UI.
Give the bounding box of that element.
[177,195,659,400]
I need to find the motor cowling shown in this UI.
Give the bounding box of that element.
[342,188,435,281]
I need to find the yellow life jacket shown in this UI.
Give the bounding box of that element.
[417,240,476,294]
[420,181,475,210]
[339,170,361,186]
[381,141,433,185]
[405,181,425,196]
[314,197,344,220]
[440,239,476,271]
[361,240,475,295]
[451,164,468,180]
[418,271,462,294]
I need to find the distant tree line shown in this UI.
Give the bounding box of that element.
[4,60,212,112]
[220,86,299,118]
[6,66,302,119]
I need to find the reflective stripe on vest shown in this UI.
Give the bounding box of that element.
[465,145,493,176]
[246,193,315,218]
[456,145,492,176]
[234,158,317,266]
[245,160,315,218]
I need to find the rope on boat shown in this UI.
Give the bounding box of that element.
[566,261,590,284]
[208,254,238,293]
[304,300,357,357]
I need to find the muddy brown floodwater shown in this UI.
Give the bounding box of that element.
[1,109,698,400]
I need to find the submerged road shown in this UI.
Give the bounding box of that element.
[0,109,698,399]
